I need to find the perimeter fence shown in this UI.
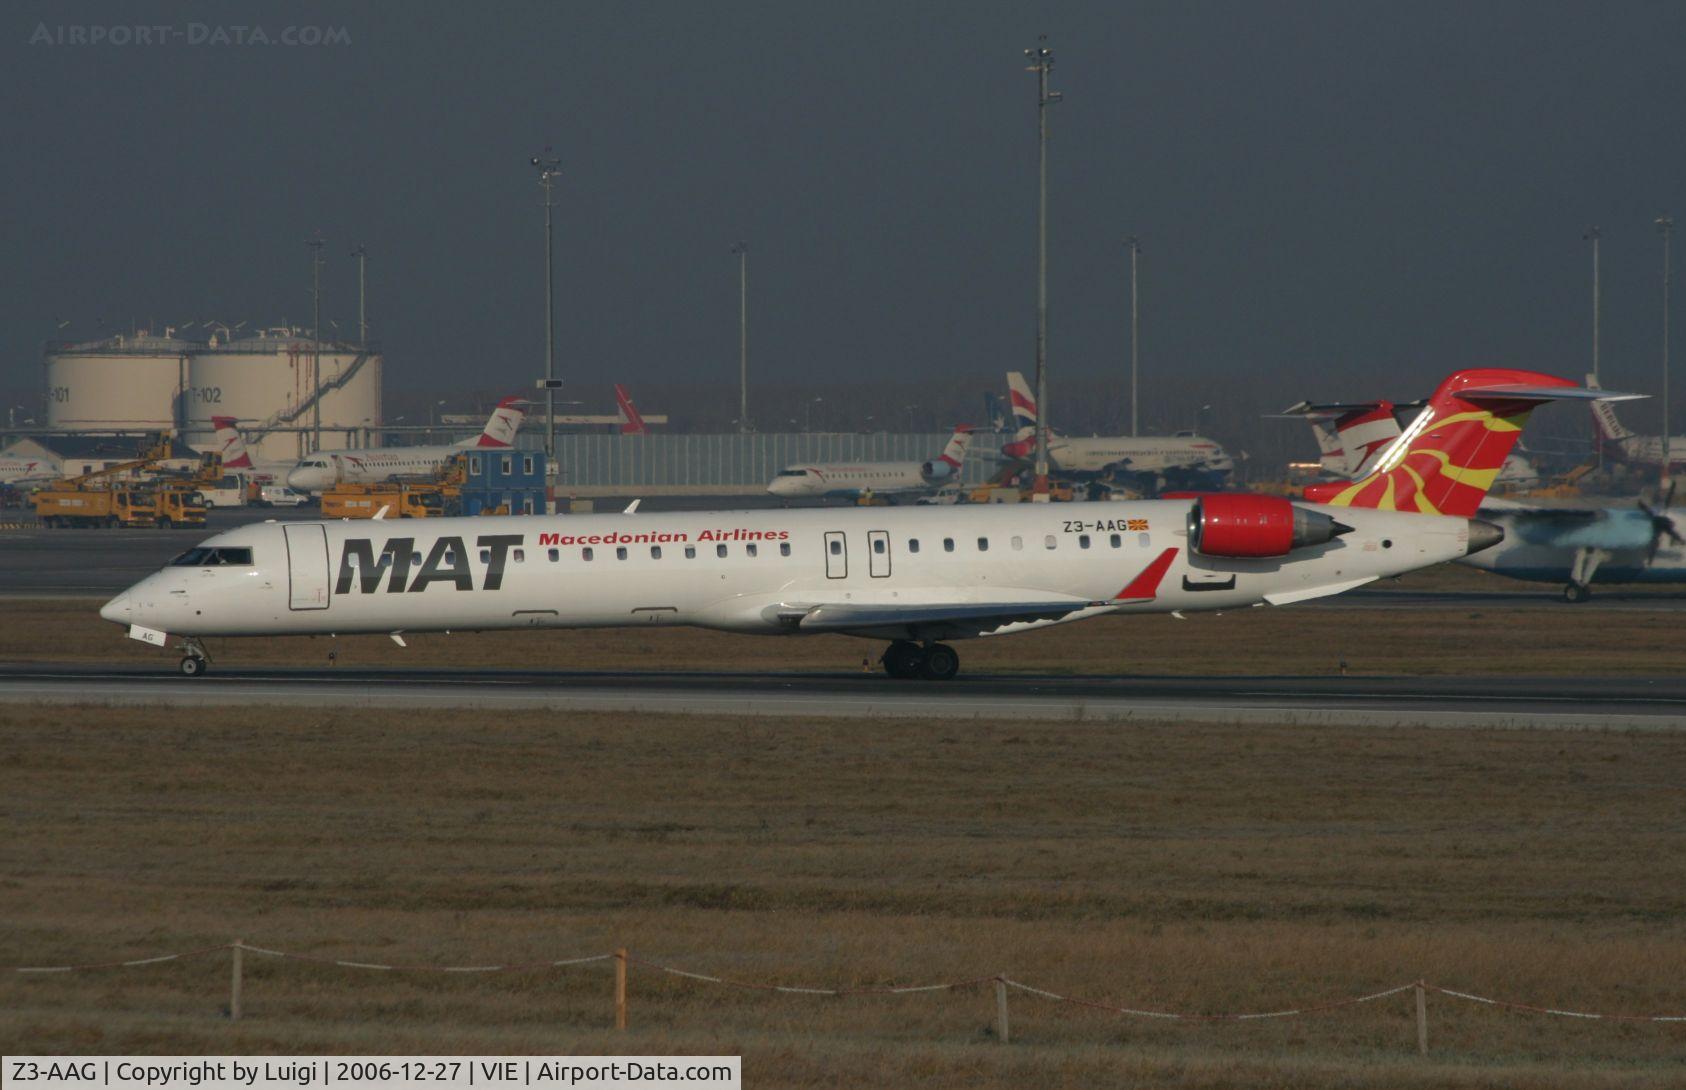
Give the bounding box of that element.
[9,941,1685,1055]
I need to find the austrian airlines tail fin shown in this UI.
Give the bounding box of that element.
[1303,370,1638,517]
[937,425,973,468]
[1585,372,1635,443]
[458,396,527,449]
[211,416,252,470]
[614,384,648,434]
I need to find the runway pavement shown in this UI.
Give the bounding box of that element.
[2,663,1681,730]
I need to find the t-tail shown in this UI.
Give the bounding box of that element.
[1302,369,1636,517]
[459,396,527,449]
[1277,399,1406,477]
[211,416,252,470]
[1001,371,1039,459]
[614,384,648,434]
[1585,372,1634,444]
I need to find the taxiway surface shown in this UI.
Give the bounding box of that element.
[2,664,1680,729]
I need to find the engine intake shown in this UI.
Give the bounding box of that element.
[921,460,954,481]
[1187,494,1350,558]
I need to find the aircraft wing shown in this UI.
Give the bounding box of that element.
[772,598,1119,634]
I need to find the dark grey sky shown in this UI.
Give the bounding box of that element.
[5,1,1685,432]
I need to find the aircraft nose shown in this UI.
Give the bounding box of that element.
[1466,518,1505,555]
[99,591,131,624]
[286,467,315,491]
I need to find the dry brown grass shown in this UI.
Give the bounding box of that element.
[3,589,1685,677]
[2,704,1683,1087]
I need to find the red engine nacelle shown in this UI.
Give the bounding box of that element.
[1187,493,1348,558]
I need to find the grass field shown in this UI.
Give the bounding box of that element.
[2,704,1683,1087]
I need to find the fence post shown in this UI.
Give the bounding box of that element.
[230,941,243,1022]
[1415,981,1428,1056]
[994,977,1010,1044]
[615,948,628,1030]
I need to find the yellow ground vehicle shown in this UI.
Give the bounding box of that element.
[321,482,452,519]
[32,436,210,528]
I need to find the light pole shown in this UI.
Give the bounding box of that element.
[1583,227,1601,385]
[531,153,562,461]
[731,242,750,432]
[1659,215,1673,483]
[1124,235,1141,436]
[1024,38,1061,500]
[350,244,368,349]
[306,234,325,454]
[805,396,822,432]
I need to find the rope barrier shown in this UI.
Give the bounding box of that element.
[9,943,1686,1026]
[626,953,996,997]
[1428,983,1686,1024]
[1003,977,1417,1022]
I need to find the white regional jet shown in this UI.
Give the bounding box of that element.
[285,396,527,492]
[1001,372,1234,491]
[0,454,57,486]
[767,427,974,501]
[99,369,1599,681]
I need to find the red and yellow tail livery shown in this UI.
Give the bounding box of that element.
[1303,369,1622,517]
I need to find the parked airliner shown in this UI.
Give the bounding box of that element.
[284,397,527,492]
[767,427,973,501]
[101,370,1598,681]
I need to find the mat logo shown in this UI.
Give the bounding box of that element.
[336,534,523,594]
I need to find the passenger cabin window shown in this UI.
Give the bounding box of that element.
[943,538,955,552]
[479,548,491,563]
[829,540,842,555]
[908,539,920,553]
[1110,534,1122,549]
[1138,532,1151,548]
[977,537,989,552]
[746,543,758,557]
[651,546,662,559]
[583,547,594,561]
[513,548,525,563]
[1044,535,1056,550]
[1079,535,1091,550]
[444,551,457,565]
[780,542,791,557]
[548,548,560,562]
[685,545,697,559]
[1012,536,1023,551]
[716,544,728,558]
[873,539,885,554]
[616,546,628,560]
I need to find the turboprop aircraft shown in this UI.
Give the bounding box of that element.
[101,369,1602,681]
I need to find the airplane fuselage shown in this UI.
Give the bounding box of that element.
[103,501,1478,644]
[767,462,948,499]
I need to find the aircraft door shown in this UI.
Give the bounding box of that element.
[284,523,331,610]
[868,530,891,577]
[824,531,847,579]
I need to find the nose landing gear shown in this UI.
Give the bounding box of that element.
[176,637,211,677]
[880,640,960,681]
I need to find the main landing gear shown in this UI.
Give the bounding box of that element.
[881,640,960,681]
[177,637,210,677]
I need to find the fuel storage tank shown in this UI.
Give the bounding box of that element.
[44,331,198,431]
[183,328,383,462]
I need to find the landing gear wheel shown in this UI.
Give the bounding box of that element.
[179,655,207,677]
[1563,583,1591,604]
[919,643,960,681]
[881,640,924,679]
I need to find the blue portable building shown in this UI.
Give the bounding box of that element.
[461,449,547,516]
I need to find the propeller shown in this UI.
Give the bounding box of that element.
[1638,479,1682,563]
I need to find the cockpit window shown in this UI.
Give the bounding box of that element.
[776,468,811,477]
[170,546,254,567]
